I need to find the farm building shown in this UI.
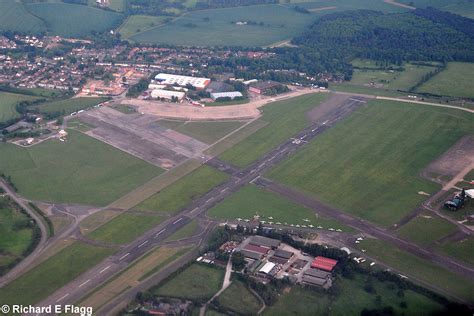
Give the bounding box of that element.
[150,89,185,102]
[155,73,211,90]
[244,244,270,255]
[248,81,284,95]
[210,91,243,100]
[311,256,338,272]
[249,236,281,249]
[302,268,332,287]
[240,249,263,260]
[259,262,277,276]
[270,249,294,264]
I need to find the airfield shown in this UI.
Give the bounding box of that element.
[0,89,473,313]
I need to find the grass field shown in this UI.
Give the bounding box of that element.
[0,129,163,206]
[268,100,474,226]
[219,93,328,167]
[129,5,317,47]
[0,197,35,273]
[416,62,474,98]
[294,0,407,13]
[158,119,245,144]
[398,0,474,18]
[153,264,224,301]
[357,238,474,302]
[25,3,123,37]
[216,280,261,315]
[0,92,38,123]
[396,214,458,247]
[264,275,444,315]
[135,165,228,214]
[88,212,165,245]
[35,97,108,116]
[0,241,115,306]
[118,15,170,39]
[0,1,46,34]
[164,220,199,242]
[207,185,351,230]
[436,237,474,266]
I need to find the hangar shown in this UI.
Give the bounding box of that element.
[155,73,211,90]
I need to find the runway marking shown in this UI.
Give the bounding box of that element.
[99,265,111,274]
[155,229,166,237]
[119,253,130,260]
[206,198,213,203]
[258,163,266,168]
[221,188,228,193]
[322,120,329,125]
[78,279,91,288]
[249,176,260,184]
[56,293,69,303]
[138,240,149,248]
[190,207,199,214]
[173,218,183,224]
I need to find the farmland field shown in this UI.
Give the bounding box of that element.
[0,92,39,123]
[0,241,115,306]
[219,93,328,167]
[0,130,163,206]
[398,0,474,18]
[135,165,228,214]
[88,212,165,245]
[0,1,46,34]
[416,62,474,98]
[357,238,474,302]
[396,214,458,247]
[25,3,123,37]
[158,119,245,144]
[207,185,352,231]
[153,264,224,301]
[0,196,36,274]
[35,97,108,116]
[268,100,474,226]
[118,15,170,39]
[129,5,318,47]
[216,280,261,315]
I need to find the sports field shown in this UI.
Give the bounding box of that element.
[153,264,224,302]
[158,119,244,144]
[357,239,474,302]
[0,130,163,206]
[0,241,115,306]
[135,165,228,214]
[35,97,108,116]
[216,280,261,315]
[268,100,474,227]
[416,62,474,98]
[396,214,458,247]
[118,15,170,39]
[88,212,165,245]
[219,93,328,167]
[208,185,351,230]
[129,5,317,47]
[25,3,123,37]
[0,197,36,274]
[0,92,38,123]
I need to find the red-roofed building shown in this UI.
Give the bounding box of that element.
[311,256,338,272]
[244,244,270,254]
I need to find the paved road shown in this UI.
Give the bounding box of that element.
[0,180,48,287]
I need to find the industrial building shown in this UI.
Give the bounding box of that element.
[311,256,338,272]
[210,91,243,101]
[302,268,332,287]
[249,235,281,249]
[155,73,211,90]
[150,89,185,102]
[270,249,294,264]
[248,81,284,95]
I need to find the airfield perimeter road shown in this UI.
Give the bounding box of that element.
[34,94,473,312]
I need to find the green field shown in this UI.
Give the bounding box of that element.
[436,237,474,266]
[208,185,351,230]
[398,0,474,18]
[0,197,36,273]
[0,92,38,123]
[396,214,458,247]
[264,276,444,316]
[0,1,46,34]
[350,62,439,91]
[158,119,244,144]
[216,280,261,315]
[129,5,318,47]
[219,93,328,167]
[35,97,108,116]
[358,238,474,302]
[88,212,165,245]
[136,165,228,214]
[0,129,163,206]
[153,264,224,301]
[417,62,474,98]
[295,0,407,13]
[118,15,170,39]
[26,3,123,37]
[268,100,474,226]
[164,220,199,242]
[0,241,115,306]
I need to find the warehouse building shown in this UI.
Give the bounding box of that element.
[155,73,211,90]
[303,268,332,287]
[150,89,185,102]
[210,91,243,101]
[240,249,263,260]
[270,249,294,264]
[248,81,284,95]
[249,236,281,249]
[311,256,338,272]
